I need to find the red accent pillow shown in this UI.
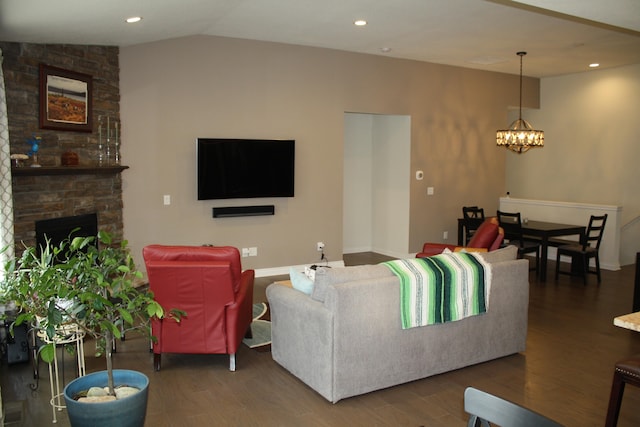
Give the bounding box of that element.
[468,220,499,249]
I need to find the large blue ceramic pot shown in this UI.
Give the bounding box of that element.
[63,369,149,427]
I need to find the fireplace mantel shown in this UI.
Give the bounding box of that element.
[11,165,129,176]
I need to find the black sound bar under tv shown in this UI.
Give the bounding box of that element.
[212,205,275,218]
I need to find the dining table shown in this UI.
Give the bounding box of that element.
[458,218,585,282]
[519,220,586,282]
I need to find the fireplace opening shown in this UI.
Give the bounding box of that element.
[35,213,98,256]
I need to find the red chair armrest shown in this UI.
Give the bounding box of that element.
[225,269,255,354]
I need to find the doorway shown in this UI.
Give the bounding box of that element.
[343,113,411,258]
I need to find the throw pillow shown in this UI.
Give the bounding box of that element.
[289,267,314,295]
[467,219,499,248]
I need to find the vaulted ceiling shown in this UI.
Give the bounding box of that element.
[1,0,639,77]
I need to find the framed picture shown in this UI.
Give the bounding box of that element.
[39,64,93,132]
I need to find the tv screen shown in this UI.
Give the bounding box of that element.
[197,138,295,200]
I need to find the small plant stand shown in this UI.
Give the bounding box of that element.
[37,323,86,423]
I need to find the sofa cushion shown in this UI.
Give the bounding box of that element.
[311,265,393,302]
[477,245,518,263]
[289,267,314,295]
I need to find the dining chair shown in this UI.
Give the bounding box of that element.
[464,387,564,427]
[497,210,540,273]
[462,206,485,245]
[605,354,640,427]
[555,214,608,285]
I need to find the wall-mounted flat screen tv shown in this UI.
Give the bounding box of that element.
[197,138,295,200]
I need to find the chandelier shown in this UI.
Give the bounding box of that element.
[496,52,544,154]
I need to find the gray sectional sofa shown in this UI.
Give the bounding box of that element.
[265,246,529,403]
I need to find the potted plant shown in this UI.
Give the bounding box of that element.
[1,230,182,427]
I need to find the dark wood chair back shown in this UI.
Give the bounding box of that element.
[464,387,564,427]
[462,206,485,244]
[496,210,525,245]
[496,210,540,273]
[581,214,607,251]
[555,214,608,285]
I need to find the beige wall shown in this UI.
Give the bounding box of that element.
[120,35,536,273]
[505,63,640,265]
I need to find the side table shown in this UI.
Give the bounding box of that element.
[613,312,640,332]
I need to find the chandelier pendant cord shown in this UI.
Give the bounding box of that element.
[518,51,524,121]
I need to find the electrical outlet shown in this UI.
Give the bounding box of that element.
[163,195,171,205]
[443,231,448,240]
[317,242,325,251]
[249,247,258,256]
[241,248,250,257]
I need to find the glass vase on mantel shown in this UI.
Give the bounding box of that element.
[97,115,120,166]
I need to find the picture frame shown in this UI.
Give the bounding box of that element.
[39,64,93,132]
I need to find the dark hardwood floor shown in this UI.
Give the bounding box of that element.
[2,254,639,426]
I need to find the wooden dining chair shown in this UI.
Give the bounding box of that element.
[462,206,485,245]
[464,387,564,427]
[555,214,608,285]
[497,210,540,273]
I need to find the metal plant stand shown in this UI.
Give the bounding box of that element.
[37,323,86,423]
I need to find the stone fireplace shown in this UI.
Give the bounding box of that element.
[0,41,124,253]
[11,168,126,252]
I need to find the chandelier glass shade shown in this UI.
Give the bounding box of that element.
[496,118,544,153]
[496,52,544,154]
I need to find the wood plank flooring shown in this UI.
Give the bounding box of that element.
[1,254,639,426]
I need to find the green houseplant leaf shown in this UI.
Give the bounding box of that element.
[1,230,182,396]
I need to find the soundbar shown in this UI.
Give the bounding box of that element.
[213,205,275,218]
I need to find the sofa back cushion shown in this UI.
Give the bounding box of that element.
[477,245,518,263]
[311,265,393,302]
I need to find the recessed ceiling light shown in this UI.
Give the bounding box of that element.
[589,63,600,68]
[380,47,392,53]
[354,20,367,26]
[126,16,142,24]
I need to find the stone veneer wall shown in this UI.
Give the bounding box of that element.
[0,42,124,249]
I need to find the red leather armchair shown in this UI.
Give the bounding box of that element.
[142,245,254,372]
[416,218,504,258]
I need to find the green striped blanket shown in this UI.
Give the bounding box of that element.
[382,252,491,329]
